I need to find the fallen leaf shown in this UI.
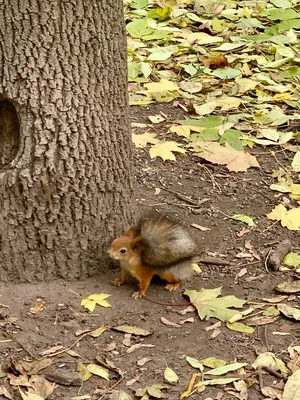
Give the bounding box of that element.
[232,214,256,227]
[0,386,12,399]
[160,317,181,328]
[204,321,222,331]
[132,133,160,148]
[283,369,300,400]
[19,389,44,400]
[126,343,155,354]
[226,322,255,334]
[87,364,109,381]
[185,287,246,322]
[186,356,204,371]
[113,325,151,336]
[190,141,260,172]
[164,367,179,383]
[28,375,56,399]
[200,358,226,369]
[81,294,111,312]
[40,345,64,356]
[137,357,152,366]
[135,384,168,399]
[204,362,247,376]
[77,363,92,382]
[149,141,186,161]
[275,281,300,294]
[267,204,300,230]
[278,304,300,321]
[14,359,52,375]
[252,352,290,376]
[90,325,108,338]
[191,224,211,231]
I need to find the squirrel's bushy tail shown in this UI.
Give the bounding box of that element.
[135,213,197,267]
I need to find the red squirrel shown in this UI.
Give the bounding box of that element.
[108,213,197,298]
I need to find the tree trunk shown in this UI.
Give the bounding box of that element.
[0,1,132,281]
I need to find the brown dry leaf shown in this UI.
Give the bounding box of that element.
[203,55,229,69]
[247,316,279,326]
[66,350,84,359]
[190,141,260,172]
[0,386,11,399]
[14,359,52,375]
[40,345,64,356]
[204,321,222,332]
[7,373,31,387]
[236,268,247,279]
[113,325,151,336]
[123,333,131,347]
[179,318,195,325]
[177,306,195,315]
[29,298,45,315]
[160,317,181,328]
[236,228,250,238]
[107,342,117,352]
[126,343,155,354]
[75,328,91,337]
[137,357,152,366]
[263,295,288,303]
[209,328,222,339]
[28,375,56,399]
[90,325,107,338]
[261,386,283,398]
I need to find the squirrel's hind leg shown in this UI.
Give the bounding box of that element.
[159,271,182,291]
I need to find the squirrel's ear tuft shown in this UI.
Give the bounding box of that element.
[131,237,147,251]
[123,225,140,238]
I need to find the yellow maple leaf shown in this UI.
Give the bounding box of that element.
[81,293,111,312]
[169,125,191,139]
[267,205,300,230]
[149,141,186,161]
[132,133,159,148]
[144,79,179,92]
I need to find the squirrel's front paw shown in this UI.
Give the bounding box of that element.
[112,278,124,286]
[132,290,144,299]
[165,282,181,291]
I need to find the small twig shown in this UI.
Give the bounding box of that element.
[264,249,271,273]
[48,332,90,358]
[199,257,230,266]
[257,367,264,391]
[99,375,124,400]
[264,325,269,351]
[262,220,279,233]
[0,303,9,308]
[157,176,205,206]
[262,366,287,381]
[143,295,192,307]
[198,163,222,193]
[11,336,39,360]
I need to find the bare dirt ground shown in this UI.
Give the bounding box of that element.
[0,104,299,400]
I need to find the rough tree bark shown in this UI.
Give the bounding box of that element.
[0,1,132,281]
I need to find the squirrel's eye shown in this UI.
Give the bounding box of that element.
[120,248,127,254]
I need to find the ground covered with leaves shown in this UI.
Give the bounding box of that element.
[1,0,300,399]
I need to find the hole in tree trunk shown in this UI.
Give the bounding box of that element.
[0,99,20,168]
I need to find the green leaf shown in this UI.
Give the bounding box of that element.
[126,19,154,38]
[164,367,179,383]
[184,287,246,322]
[205,362,247,376]
[278,304,300,321]
[219,129,244,151]
[283,370,300,400]
[264,8,299,21]
[283,252,300,268]
[186,356,204,371]
[87,364,110,381]
[232,214,256,227]
[226,322,255,334]
[203,377,240,385]
[292,152,300,172]
[212,68,241,80]
[147,45,178,61]
[252,352,290,376]
[199,358,226,369]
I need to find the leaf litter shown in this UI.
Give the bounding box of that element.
[3,0,300,399]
